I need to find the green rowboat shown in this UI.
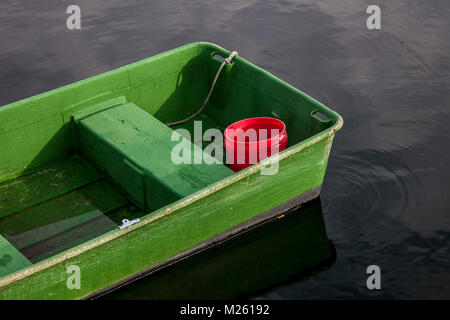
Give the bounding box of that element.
[0,42,342,299]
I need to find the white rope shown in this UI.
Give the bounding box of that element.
[166,51,238,127]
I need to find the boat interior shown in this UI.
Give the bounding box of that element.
[0,43,338,278]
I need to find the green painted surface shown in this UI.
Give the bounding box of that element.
[0,138,330,299]
[0,180,126,238]
[75,102,233,211]
[103,199,334,299]
[0,156,101,220]
[0,154,128,243]
[7,210,111,251]
[0,42,343,299]
[0,236,32,278]
[0,155,130,265]
[17,210,117,264]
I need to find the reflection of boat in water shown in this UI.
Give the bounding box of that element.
[95,198,335,300]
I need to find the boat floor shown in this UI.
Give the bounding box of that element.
[0,155,142,270]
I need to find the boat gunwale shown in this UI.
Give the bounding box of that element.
[0,42,343,288]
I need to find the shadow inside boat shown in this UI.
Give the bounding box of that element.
[100,197,336,300]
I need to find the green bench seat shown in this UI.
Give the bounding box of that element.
[74,101,233,212]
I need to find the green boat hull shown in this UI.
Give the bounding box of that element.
[96,198,335,300]
[0,42,342,299]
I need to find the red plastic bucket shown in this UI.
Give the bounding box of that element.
[224,117,288,172]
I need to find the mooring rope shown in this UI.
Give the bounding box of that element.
[166,51,238,127]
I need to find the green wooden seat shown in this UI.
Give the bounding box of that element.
[74,101,233,211]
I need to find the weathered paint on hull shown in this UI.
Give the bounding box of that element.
[95,198,335,300]
[87,185,323,299]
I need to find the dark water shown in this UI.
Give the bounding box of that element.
[1,0,449,299]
